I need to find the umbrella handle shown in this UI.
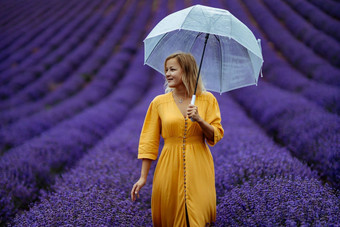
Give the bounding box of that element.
[190,95,196,105]
[190,95,196,122]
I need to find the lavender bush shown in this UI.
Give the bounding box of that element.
[0,0,126,103]
[0,0,98,87]
[213,94,316,192]
[307,0,340,20]
[217,177,340,226]
[0,0,133,125]
[283,0,340,42]
[11,71,164,227]
[231,81,340,187]
[242,0,340,86]
[0,46,153,223]
[0,1,112,106]
[0,0,78,64]
[0,3,148,150]
[11,151,154,226]
[263,0,340,67]
[222,0,340,115]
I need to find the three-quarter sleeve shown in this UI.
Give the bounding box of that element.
[138,99,161,160]
[205,94,224,146]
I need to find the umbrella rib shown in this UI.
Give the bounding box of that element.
[144,31,174,73]
[214,34,223,94]
[180,6,196,30]
[188,32,204,53]
[214,34,220,42]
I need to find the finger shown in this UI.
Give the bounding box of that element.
[189,105,197,110]
[187,111,193,117]
[135,186,140,199]
[187,105,194,110]
[187,109,195,115]
[132,184,139,201]
[131,185,136,201]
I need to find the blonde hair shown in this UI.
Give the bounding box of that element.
[164,52,205,97]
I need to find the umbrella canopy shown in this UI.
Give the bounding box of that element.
[144,4,264,94]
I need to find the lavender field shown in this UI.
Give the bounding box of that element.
[0,0,339,226]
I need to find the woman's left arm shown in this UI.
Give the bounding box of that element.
[187,104,214,141]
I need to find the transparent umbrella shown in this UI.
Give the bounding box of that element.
[144,4,264,104]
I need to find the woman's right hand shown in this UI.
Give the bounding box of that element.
[131,177,147,202]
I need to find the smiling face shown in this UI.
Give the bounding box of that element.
[164,52,205,96]
[165,57,184,89]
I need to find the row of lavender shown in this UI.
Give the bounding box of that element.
[207,0,340,222]
[0,0,153,224]
[262,0,340,67]
[0,0,105,65]
[221,0,340,117]
[0,0,66,54]
[10,68,163,226]
[0,2,135,125]
[0,0,139,151]
[284,0,340,41]
[0,49,152,224]
[0,0,127,126]
[217,0,339,222]
[0,0,110,103]
[0,0,97,78]
[307,0,340,20]
[214,93,339,225]
[232,0,340,188]
[0,1,55,39]
[244,0,340,87]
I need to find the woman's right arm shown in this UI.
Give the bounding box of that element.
[132,98,160,201]
[131,158,153,201]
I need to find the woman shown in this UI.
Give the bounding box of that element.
[131,52,224,226]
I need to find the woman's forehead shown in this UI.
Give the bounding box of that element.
[166,58,179,66]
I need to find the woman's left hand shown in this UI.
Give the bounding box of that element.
[187,104,201,122]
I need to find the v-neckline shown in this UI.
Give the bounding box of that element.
[171,92,188,119]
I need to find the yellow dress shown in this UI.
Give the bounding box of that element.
[138,91,224,227]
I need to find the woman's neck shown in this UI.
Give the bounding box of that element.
[173,87,188,98]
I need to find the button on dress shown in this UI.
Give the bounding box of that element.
[138,91,224,227]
